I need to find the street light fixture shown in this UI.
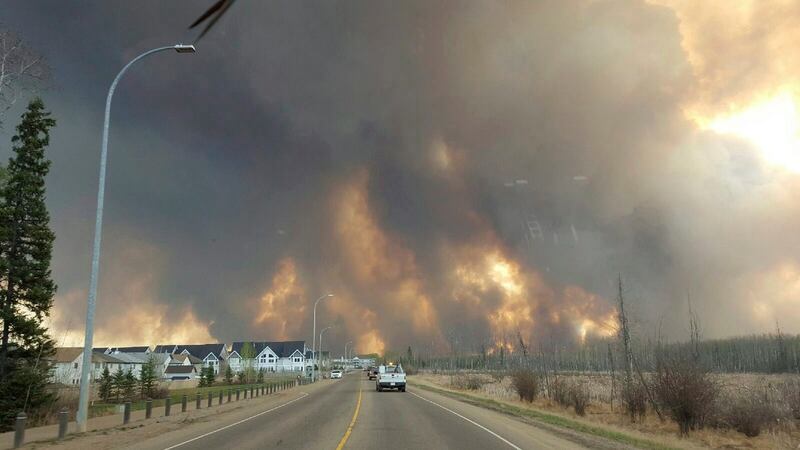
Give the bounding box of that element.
[76,44,196,432]
[174,44,196,53]
[311,294,333,382]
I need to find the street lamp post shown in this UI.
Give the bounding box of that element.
[311,294,333,382]
[76,44,196,432]
[344,341,353,371]
[318,325,335,376]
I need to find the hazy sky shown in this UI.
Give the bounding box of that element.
[2,0,799,355]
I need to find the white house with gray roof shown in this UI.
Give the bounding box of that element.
[227,341,307,373]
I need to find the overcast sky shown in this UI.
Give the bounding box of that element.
[3,1,799,354]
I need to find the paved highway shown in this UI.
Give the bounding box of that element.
[122,372,592,450]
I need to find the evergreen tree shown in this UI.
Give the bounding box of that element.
[224,364,233,384]
[112,366,125,403]
[198,370,207,388]
[139,356,157,399]
[204,366,215,387]
[123,369,137,401]
[0,99,56,430]
[98,365,113,402]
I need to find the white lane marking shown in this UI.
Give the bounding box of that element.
[163,392,310,450]
[409,391,522,450]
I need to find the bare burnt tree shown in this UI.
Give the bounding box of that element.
[0,26,50,124]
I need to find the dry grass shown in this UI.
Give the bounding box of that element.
[417,371,800,449]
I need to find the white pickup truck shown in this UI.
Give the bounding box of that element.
[376,364,406,392]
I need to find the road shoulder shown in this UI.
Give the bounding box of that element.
[409,377,680,450]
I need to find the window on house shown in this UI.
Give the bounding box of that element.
[74,362,78,369]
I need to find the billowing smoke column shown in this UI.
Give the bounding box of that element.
[39,0,800,354]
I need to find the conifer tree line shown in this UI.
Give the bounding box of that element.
[96,356,160,403]
[0,98,58,430]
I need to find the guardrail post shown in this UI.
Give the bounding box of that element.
[244,387,248,399]
[207,392,212,407]
[123,401,131,425]
[218,390,223,405]
[236,388,240,401]
[165,397,171,416]
[145,398,153,419]
[227,389,231,403]
[14,412,26,448]
[196,393,202,409]
[181,394,187,412]
[58,407,68,440]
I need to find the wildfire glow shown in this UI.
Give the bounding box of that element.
[253,258,307,340]
[330,169,441,346]
[706,91,800,173]
[745,261,800,327]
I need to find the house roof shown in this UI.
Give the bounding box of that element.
[153,344,177,353]
[54,347,83,363]
[174,344,226,360]
[107,352,147,364]
[231,341,305,358]
[170,353,203,365]
[93,353,125,364]
[165,365,196,374]
[109,346,150,353]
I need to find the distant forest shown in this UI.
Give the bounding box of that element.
[395,334,800,374]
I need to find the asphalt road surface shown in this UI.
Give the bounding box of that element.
[128,372,590,450]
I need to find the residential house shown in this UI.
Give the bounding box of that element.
[155,343,227,374]
[50,347,132,385]
[164,365,197,381]
[103,352,147,378]
[108,351,172,378]
[167,353,204,378]
[228,341,306,374]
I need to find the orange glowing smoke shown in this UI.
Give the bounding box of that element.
[253,258,307,340]
[327,168,439,350]
[451,237,616,347]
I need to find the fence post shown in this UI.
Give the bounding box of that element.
[58,408,68,440]
[145,398,152,419]
[218,390,223,405]
[227,389,231,403]
[236,388,240,401]
[244,388,248,399]
[14,412,26,448]
[123,401,131,425]
[196,393,202,410]
[207,392,212,408]
[181,394,187,412]
[165,397,171,416]
[250,386,254,398]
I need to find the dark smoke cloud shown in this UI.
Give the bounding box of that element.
[2,0,799,353]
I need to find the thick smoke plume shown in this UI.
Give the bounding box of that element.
[5,0,798,354]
